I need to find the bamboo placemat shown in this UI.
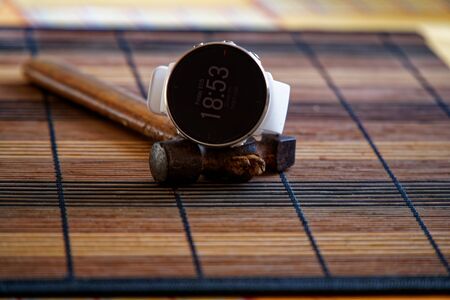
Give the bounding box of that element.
[0,28,449,295]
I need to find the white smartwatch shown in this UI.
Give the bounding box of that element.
[148,41,290,148]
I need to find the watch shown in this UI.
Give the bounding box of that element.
[147,41,290,147]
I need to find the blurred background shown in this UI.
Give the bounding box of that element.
[0,0,449,30]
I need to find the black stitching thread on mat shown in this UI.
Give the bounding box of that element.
[115,31,147,99]
[116,32,204,278]
[293,33,450,276]
[210,30,327,277]
[280,172,331,277]
[43,95,75,280]
[24,28,75,279]
[380,33,450,118]
[174,189,204,278]
[198,29,329,277]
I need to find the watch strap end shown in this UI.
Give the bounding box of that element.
[148,65,168,115]
[258,76,290,135]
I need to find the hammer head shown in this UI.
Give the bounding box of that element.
[149,138,202,184]
[149,134,296,184]
[258,134,296,172]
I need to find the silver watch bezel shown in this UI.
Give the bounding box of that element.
[164,41,270,148]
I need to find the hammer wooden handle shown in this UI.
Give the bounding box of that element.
[23,58,177,141]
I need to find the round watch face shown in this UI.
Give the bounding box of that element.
[166,43,268,146]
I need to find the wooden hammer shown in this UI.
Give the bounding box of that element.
[22,58,296,183]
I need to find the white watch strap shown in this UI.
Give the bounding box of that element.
[257,72,290,135]
[147,65,169,115]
